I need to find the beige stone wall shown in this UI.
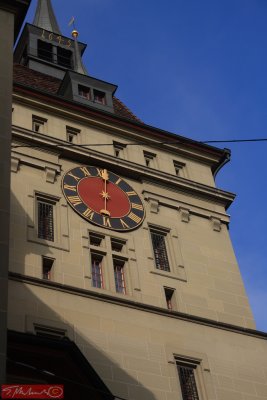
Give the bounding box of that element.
[8,280,267,400]
[9,120,254,327]
[9,92,265,399]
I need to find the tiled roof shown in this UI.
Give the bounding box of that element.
[13,64,141,123]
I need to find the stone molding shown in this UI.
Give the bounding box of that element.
[12,124,235,209]
[9,272,267,341]
[11,148,61,183]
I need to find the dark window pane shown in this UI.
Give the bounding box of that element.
[38,202,54,241]
[91,257,103,288]
[177,365,200,400]
[57,47,72,68]
[151,232,170,272]
[114,264,126,294]
[78,84,91,100]
[38,40,53,63]
[93,89,106,105]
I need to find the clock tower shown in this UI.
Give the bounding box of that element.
[6,0,267,398]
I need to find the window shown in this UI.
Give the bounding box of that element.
[34,324,66,340]
[111,238,125,252]
[173,160,185,177]
[113,141,126,158]
[38,200,54,242]
[176,359,200,400]
[66,126,80,144]
[89,232,104,247]
[164,287,175,310]
[37,40,73,68]
[151,230,170,272]
[113,259,126,294]
[38,40,53,63]
[57,47,72,68]
[32,115,47,133]
[93,89,106,105]
[91,254,104,288]
[42,257,54,280]
[78,84,91,100]
[144,151,156,168]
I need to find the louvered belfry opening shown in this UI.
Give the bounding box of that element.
[151,231,170,272]
[177,364,200,400]
[38,201,54,241]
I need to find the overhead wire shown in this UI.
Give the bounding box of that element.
[11,137,267,151]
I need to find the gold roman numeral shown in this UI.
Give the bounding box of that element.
[126,191,137,197]
[128,212,141,224]
[96,168,104,177]
[64,184,77,192]
[120,219,130,229]
[115,178,122,185]
[68,196,82,206]
[83,208,94,220]
[68,172,80,182]
[103,216,111,227]
[131,203,143,211]
[80,167,91,176]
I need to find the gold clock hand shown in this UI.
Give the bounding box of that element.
[100,169,111,216]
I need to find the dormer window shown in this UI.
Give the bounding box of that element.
[57,47,72,69]
[38,40,53,63]
[37,39,73,68]
[78,84,91,100]
[94,89,106,105]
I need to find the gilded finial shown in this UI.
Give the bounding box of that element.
[72,29,79,39]
[68,15,88,75]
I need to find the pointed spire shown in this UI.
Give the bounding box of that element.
[72,29,88,75]
[33,0,61,34]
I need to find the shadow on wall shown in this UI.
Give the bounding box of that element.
[7,190,157,400]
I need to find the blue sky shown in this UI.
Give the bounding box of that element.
[24,0,267,331]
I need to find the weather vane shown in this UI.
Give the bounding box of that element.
[68,16,79,39]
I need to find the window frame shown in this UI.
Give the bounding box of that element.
[42,256,55,280]
[37,199,55,242]
[150,228,171,272]
[66,125,81,144]
[164,287,176,310]
[32,114,47,133]
[113,141,127,159]
[175,357,203,400]
[143,150,157,168]
[37,39,73,68]
[91,253,105,289]
[113,258,127,294]
[27,192,69,251]
[173,160,186,177]
[78,84,91,100]
[93,89,106,105]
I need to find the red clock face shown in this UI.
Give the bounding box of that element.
[62,166,145,231]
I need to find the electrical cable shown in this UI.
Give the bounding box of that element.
[11,137,267,151]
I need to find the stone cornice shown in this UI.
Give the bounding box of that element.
[9,272,267,341]
[12,125,235,210]
[13,90,228,169]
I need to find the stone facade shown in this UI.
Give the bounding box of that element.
[6,1,267,398]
